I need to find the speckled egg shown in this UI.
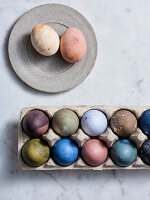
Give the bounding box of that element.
[139,110,150,136]
[110,139,137,167]
[52,109,79,137]
[22,109,49,138]
[31,25,59,56]
[140,140,150,165]
[51,139,78,166]
[81,109,107,136]
[21,139,50,167]
[110,110,137,137]
[81,139,108,166]
[60,28,87,63]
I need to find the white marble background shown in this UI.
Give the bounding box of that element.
[0,0,150,199]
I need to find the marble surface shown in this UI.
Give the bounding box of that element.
[0,0,150,199]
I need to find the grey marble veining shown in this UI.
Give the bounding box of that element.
[1,0,150,199]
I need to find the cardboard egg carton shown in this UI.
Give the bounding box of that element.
[18,105,150,170]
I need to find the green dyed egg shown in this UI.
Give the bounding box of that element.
[52,109,79,136]
[21,138,50,167]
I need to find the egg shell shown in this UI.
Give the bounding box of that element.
[51,139,78,166]
[81,109,107,136]
[52,109,79,137]
[22,109,49,138]
[21,138,50,167]
[139,109,150,136]
[81,139,108,166]
[60,27,87,63]
[31,25,60,56]
[110,110,137,137]
[140,140,150,165]
[110,139,137,167]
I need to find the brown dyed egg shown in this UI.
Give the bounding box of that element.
[110,109,137,137]
[81,139,108,166]
[60,28,87,63]
[22,110,49,137]
[31,25,59,56]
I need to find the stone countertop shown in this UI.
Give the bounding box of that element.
[0,0,150,199]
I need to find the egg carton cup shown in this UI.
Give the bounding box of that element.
[18,105,150,170]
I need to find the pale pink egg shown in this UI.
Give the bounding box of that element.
[60,28,87,63]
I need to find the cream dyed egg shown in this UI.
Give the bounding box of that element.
[60,28,87,63]
[31,25,59,56]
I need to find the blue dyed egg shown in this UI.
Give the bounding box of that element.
[140,140,150,165]
[110,139,137,167]
[139,110,150,136]
[51,139,78,166]
[81,110,107,136]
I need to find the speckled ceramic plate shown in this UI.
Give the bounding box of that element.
[8,4,97,93]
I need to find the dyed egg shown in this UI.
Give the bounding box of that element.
[110,139,137,167]
[21,138,50,167]
[60,28,87,63]
[81,109,107,136]
[140,140,150,165]
[52,109,79,137]
[22,109,49,138]
[31,25,59,56]
[81,139,108,166]
[139,110,150,136]
[51,139,78,166]
[110,110,137,137]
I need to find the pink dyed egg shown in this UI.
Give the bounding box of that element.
[81,139,108,167]
[60,28,87,63]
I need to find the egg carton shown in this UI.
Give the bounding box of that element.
[18,105,150,170]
